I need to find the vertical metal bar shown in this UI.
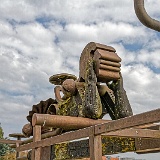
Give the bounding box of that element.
[89,127,102,160]
[16,142,20,158]
[16,136,21,158]
[31,125,41,160]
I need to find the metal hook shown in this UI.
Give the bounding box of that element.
[134,0,160,32]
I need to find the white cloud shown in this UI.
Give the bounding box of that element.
[122,64,160,114]
[0,0,36,22]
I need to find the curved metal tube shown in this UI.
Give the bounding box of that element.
[134,0,160,32]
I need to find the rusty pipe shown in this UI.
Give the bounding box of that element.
[134,0,160,32]
[32,114,110,130]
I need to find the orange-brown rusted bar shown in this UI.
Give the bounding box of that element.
[100,59,121,67]
[0,139,21,144]
[31,125,41,160]
[32,114,110,129]
[99,64,120,72]
[95,49,121,62]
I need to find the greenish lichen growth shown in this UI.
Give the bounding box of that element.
[82,59,102,119]
[51,137,136,159]
[57,97,71,116]
[54,143,70,160]
[102,136,135,155]
[76,82,85,117]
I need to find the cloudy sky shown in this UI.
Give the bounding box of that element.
[0,0,160,159]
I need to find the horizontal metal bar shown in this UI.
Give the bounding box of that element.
[137,123,160,130]
[95,109,160,135]
[9,133,26,138]
[135,137,160,153]
[16,127,90,152]
[16,156,28,160]
[136,148,160,154]
[0,139,21,144]
[102,128,160,138]
[11,129,62,148]
[32,113,110,129]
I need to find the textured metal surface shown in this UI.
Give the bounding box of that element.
[79,42,116,82]
[23,98,57,137]
[9,133,25,139]
[112,73,133,119]
[16,127,90,152]
[16,109,160,159]
[49,73,77,85]
[135,138,160,154]
[95,108,160,135]
[0,139,21,144]
[79,42,121,83]
[50,136,135,159]
[22,123,33,137]
[93,49,121,82]
[10,129,62,149]
[102,128,160,138]
[27,98,57,124]
[82,59,102,119]
[31,125,41,160]
[89,134,102,160]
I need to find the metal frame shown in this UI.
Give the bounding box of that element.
[10,108,159,160]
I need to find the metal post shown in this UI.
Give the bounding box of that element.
[31,125,41,160]
[89,127,102,160]
[16,142,20,158]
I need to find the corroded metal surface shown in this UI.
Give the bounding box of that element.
[32,114,110,129]
[79,42,117,82]
[95,108,160,135]
[93,48,121,82]
[82,59,102,119]
[23,98,57,137]
[22,123,33,137]
[21,42,135,159]
[16,109,160,159]
[50,137,135,159]
[49,73,77,85]
[27,98,57,124]
[135,138,160,154]
[9,133,25,139]
[109,73,133,119]
[48,42,131,120]
[25,42,133,132]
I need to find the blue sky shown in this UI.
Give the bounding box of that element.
[0,0,160,159]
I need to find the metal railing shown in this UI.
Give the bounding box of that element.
[14,108,160,160]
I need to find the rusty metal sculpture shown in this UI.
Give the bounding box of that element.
[22,42,133,137]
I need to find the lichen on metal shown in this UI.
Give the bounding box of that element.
[22,42,134,159]
[54,143,70,160]
[101,136,135,155]
[50,137,136,159]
